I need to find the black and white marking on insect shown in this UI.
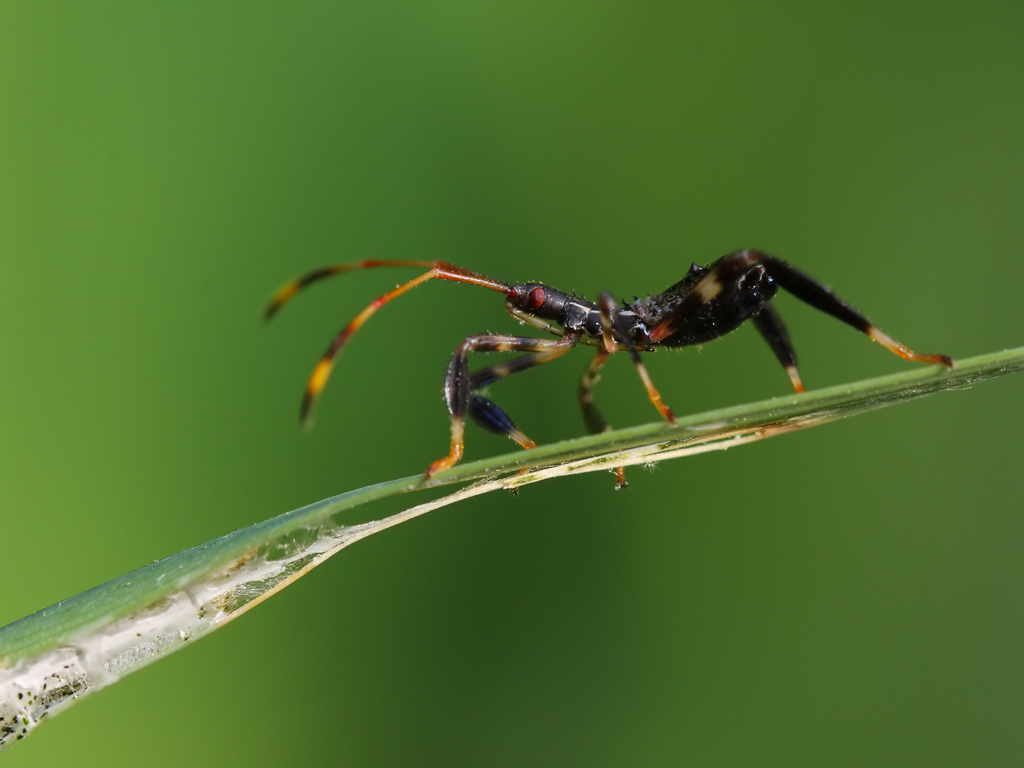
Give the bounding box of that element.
[266,250,954,487]
[506,287,647,346]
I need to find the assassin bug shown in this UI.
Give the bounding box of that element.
[265,250,953,487]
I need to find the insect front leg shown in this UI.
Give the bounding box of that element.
[427,333,578,477]
[467,349,570,447]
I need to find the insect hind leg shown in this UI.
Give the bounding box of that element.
[752,304,806,393]
[760,255,954,368]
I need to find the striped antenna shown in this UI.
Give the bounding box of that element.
[266,260,512,424]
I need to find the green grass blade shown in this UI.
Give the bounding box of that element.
[1,346,1021,748]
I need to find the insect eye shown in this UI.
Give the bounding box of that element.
[528,286,546,308]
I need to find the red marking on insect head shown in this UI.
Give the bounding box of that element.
[529,287,546,308]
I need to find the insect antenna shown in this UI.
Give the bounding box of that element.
[265,260,512,424]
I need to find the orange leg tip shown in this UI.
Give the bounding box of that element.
[508,429,537,451]
[427,451,462,477]
[614,467,628,489]
[785,365,806,393]
[868,328,954,369]
[426,440,464,478]
[908,352,955,367]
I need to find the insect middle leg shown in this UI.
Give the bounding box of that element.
[576,348,628,488]
[594,292,679,488]
[427,333,579,477]
[598,292,675,423]
[578,349,612,434]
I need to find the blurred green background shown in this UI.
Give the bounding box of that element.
[2,2,1023,765]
